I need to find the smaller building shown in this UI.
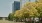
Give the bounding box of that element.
[0,17,8,20]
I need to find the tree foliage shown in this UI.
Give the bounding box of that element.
[35,3,42,17]
[14,2,39,18]
[38,0,42,3]
[8,13,14,21]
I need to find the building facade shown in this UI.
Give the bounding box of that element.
[12,1,20,13]
[20,0,36,9]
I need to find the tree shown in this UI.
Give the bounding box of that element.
[38,0,42,3]
[23,2,39,17]
[14,2,39,23]
[33,2,42,23]
[8,13,14,21]
[35,3,42,17]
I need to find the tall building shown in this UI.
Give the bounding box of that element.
[20,0,29,9]
[20,0,36,9]
[12,1,20,13]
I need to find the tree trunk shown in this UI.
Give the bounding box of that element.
[34,18,35,23]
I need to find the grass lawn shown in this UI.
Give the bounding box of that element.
[0,20,25,23]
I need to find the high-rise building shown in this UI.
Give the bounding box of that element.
[20,0,36,9]
[20,0,29,8]
[12,1,20,13]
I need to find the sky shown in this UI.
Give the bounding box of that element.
[0,0,20,17]
[0,0,35,17]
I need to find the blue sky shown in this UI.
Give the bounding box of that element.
[0,0,20,17]
[0,0,35,17]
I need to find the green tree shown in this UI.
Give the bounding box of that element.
[8,13,14,21]
[14,2,39,23]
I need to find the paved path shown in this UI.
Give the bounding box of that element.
[0,20,25,23]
